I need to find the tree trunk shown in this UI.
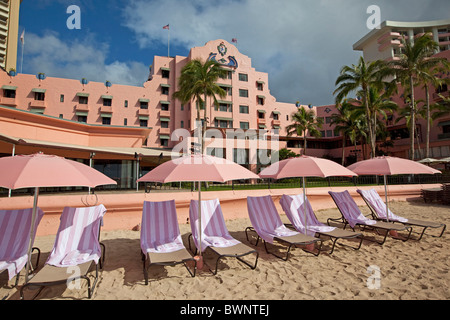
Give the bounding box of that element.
[409,76,416,160]
[341,134,346,166]
[303,133,307,156]
[202,92,207,154]
[364,86,376,158]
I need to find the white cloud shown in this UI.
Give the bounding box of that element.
[23,31,149,86]
[122,0,450,105]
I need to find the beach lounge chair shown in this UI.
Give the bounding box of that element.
[328,191,412,245]
[246,195,322,261]
[0,208,44,286]
[140,200,196,284]
[20,204,107,300]
[280,194,363,254]
[188,199,258,275]
[357,188,446,240]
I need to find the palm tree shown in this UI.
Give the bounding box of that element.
[416,63,450,158]
[334,56,386,158]
[173,59,228,153]
[286,107,323,156]
[380,34,446,160]
[330,100,357,166]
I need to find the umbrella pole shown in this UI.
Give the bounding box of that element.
[303,177,307,234]
[198,181,202,257]
[25,187,39,283]
[384,175,389,223]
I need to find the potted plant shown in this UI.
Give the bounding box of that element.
[105,80,112,87]
[8,68,16,77]
[37,72,46,80]
[81,78,88,85]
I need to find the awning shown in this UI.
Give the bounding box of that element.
[215,117,233,122]
[256,81,265,85]
[159,135,170,140]
[160,117,171,122]
[139,115,149,120]
[101,113,112,118]
[438,121,450,127]
[257,110,266,113]
[75,111,89,116]
[139,98,150,103]
[272,111,281,115]
[32,88,46,93]
[101,95,113,99]
[2,85,17,90]
[160,100,170,105]
[161,67,171,71]
[218,100,233,105]
[0,132,178,159]
[161,84,171,88]
[218,83,232,88]
[76,92,90,97]
[257,95,266,99]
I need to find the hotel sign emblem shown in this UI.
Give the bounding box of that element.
[218,42,228,56]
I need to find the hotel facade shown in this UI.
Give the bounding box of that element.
[0,20,449,191]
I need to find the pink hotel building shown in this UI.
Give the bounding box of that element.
[1,22,450,190]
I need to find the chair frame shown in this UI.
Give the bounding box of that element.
[358,190,446,241]
[328,192,412,245]
[244,226,322,261]
[187,234,258,275]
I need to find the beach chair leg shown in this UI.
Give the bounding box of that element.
[245,227,260,247]
[236,251,259,271]
[183,259,197,277]
[263,241,293,261]
[187,233,198,255]
[302,240,322,257]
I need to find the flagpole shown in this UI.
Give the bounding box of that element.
[20,29,25,73]
[168,26,170,57]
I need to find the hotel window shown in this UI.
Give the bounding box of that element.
[181,120,184,128]
[239,89,248,98]
[103,97,112,106]
[273,113,279,120]
[257,96,265,105]
[218,102,232,112]
[161,119,170,128]
[161,68,170,79]
[239,105,249,114]
[3,88,16,98]
[239,73,248,82]
[140,100,149,109]
[102,117,111,125]
[227,71,233,79]
[161,84,170,95]
[140,119,148,127]
[161,102,170,111]
[78,115,87,123]
[60,94,64,102]
[257,81,264,91]
[35,92,45,101]
[258,111,265,119]
[219,85,232,96]
[59,114,63,119]
[327,130,333,137]
[124,100,128,108]
[215,119,233,128]
[79,96,88,105]
[325,117,331,124]
[124,118,128,126]
[160,136,169,147]
[240,122,249,130]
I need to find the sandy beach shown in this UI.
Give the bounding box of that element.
[1,197,449,301]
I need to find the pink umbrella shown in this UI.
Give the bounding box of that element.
[137,154,259,257]
[259,155,357,233]
[347,156,441,221]
[0,153,117,282]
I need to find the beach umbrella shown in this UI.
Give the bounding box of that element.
[259,155,357,233]
[417,158,439,165]
[0,152,117,282]
[347,156,441,222]
[137,154,259,259]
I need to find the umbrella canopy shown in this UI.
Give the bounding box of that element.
[138,154,259,259]
[0,153,116,283]
[137,154,260,183]
[417,158,440,164]
[347,156,441,176]
[259,155,357,179]
[347,156,440,222]
[0,153,116,189]
[259,156,357,236]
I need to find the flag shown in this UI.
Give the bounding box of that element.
[20,29,25,45]
[163,24,169,30]
[232,38,237,43]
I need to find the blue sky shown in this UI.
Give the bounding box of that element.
[18,0,450,106]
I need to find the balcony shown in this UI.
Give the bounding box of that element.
[100,106,113,113]
[138,108,150,116]
[272,119,281,126]
[0,97,17,106]
[75,104,89,112]
[29,100,46,109]
[159,127,171,135]
[257,118,266,125]
[160,110,171,118]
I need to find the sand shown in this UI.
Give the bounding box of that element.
[1,199,449,301]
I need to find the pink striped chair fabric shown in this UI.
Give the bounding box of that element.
[46,204,106,267]
[357,189,408,222]
[140,200,186,254]
[246,195,300,243]
[328,191,377,229]
[0,208,44,280]
[280,194,336,237]
[189,199,240,252]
